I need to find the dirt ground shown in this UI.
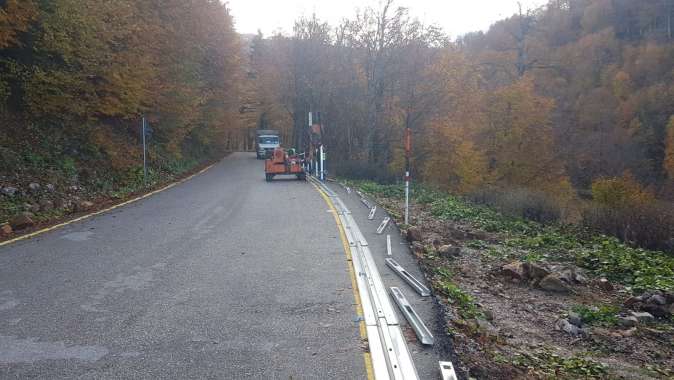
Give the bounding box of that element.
[368,194,674,380]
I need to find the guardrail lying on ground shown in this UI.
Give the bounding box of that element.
[311,177,419,380]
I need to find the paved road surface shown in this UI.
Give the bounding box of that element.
[0,153,366,379]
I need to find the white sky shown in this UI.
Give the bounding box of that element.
[227,0,547,38]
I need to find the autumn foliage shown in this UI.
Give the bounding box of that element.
[1,0,243,175]
[250,0,674,250]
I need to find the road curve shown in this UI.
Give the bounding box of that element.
[0,152,366,379]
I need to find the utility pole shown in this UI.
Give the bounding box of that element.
[404,127,411,225]
[142,117,147,186]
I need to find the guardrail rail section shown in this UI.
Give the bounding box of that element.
[312,178,419,380]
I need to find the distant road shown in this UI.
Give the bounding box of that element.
[0,152,366,379]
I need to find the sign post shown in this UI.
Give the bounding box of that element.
[142,117,147,186]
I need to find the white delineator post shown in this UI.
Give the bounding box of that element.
[405,170,410,225]
[308,112,314,175]
[320,145,325,181]
[404,127,411,225]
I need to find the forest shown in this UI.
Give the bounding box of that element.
[0,0,246,225]
[248,0,674,252]
[1,0,673,251]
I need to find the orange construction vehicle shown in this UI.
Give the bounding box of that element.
[265,148,306,181]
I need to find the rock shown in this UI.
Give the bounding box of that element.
[624,295,644,308]
[558,269,573,283]
[523,262,550,281]
[475,318,499,338]
[9,212,35,230]
[406,226,423,242]
[410,241,424,255]
[647,294,667,305]
[54,198,70,210]
[597,278,613,291]
[630,311,655,323]
[426,233,443,247]
[23,203,40,213]
[437,245,461,258]
[0,223,12,236]
[618,315,638,328]
[483,309,495,321]
[641,304,671,318]
[45,183,55,192]
[539,274,570,293]
[574,272,588,284]
[1,186,18,196]
[75,200,94,212]
[555,318,583,337]
[466,229,489,241]
[619,327,637,337]
[39,199,54,212]
[28,182,41,193]
[567,312,583,327]
[558,268,586,285]
[664,292,674,304]
[501,261,526,281]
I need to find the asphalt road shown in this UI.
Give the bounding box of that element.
[0,153,366,379]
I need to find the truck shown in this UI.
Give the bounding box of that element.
[255,130,280,159]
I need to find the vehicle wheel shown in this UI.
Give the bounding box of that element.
[265,174,273,182]
[297,174,306,181]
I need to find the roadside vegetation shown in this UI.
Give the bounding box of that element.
[350,179,674,379]
[355,180,674,293]
[0,0,246,237]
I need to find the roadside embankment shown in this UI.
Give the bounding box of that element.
[349,180,674,380]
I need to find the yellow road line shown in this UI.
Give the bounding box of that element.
[0,163,217,248]
[313,183,375,380]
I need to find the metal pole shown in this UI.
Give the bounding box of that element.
[320,145,325,181]
[405,171,409,225]
[142,117,147,186]
[404,128,411,225]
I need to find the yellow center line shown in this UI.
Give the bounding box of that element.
[0,163,217,248]
[312,182,375,380]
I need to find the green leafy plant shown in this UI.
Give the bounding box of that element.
[571,304,620,326]
[434,268,483,319]
[511,349,608,379]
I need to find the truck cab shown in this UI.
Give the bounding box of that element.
[256,130,280,159]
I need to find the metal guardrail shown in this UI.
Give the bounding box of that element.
[311,177,419,380]
[368,206,377,220]
[376,217,390,234]
[390,287,434,345]
[385,258,431,297]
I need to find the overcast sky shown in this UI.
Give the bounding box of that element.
[227,0,547,38]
